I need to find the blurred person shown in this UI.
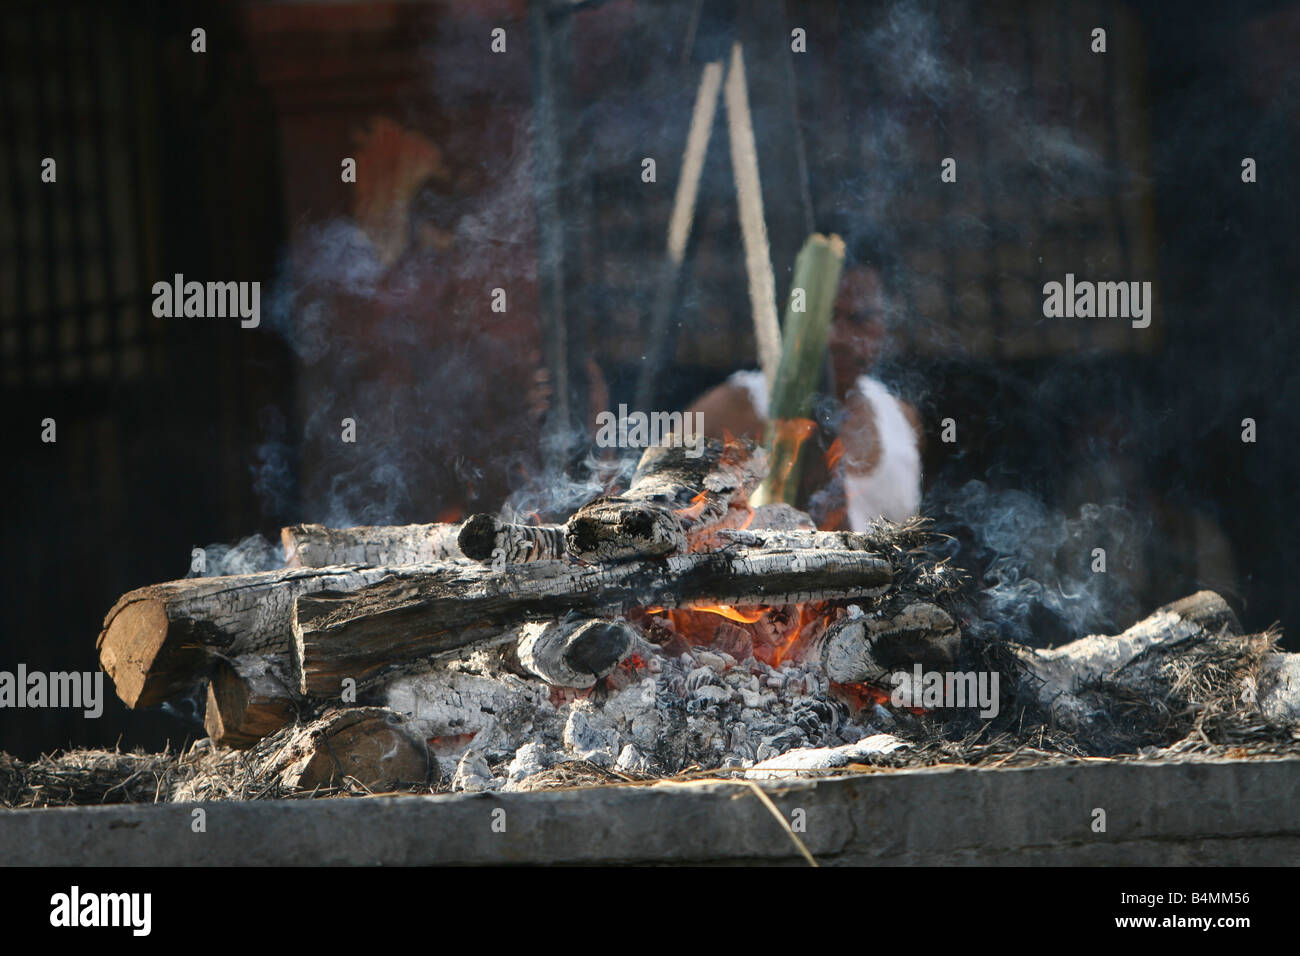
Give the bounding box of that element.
[686,242,923,530]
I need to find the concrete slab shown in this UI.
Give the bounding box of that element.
[2,757,1297,865]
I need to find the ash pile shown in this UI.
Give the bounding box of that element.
[72,436,1300,803]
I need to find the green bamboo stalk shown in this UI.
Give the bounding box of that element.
[750,233,845,507]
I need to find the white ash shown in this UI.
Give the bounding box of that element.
[746,733,910,780]
[505,741,552,784]
[380,626,888,792]
[1258,653,1300,723]
[563,707,619,768]
[450,750,498,792]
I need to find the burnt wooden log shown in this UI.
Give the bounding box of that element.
[515,617,637,687]
[260,707,434,792]
[457,514,567,565]
[564,437,767,563]
[282,523,463,568]
[821,602,962,685]
[1014,590,1242,730]
[293,546,893,696]
[97,566,403,708]
[564,496,686,562]
[714,528,892,551]
[204,654,298,748]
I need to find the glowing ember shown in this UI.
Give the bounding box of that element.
[833,681,927,716]
[635,597,838,671]
[683,500,756,551]
[769,601,830,666]
[674,490,710,522]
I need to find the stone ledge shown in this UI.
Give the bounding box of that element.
[2,757,1296,866]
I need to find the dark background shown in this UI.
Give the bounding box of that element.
[1,0,1297,758]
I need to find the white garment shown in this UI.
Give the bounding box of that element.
[843,375,921,527]
[726,369,921,528]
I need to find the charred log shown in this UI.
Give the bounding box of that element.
[293,546,892,696]
[457,514,568,564]
[1014,590,1244,732]
[282,523,463,567]
[204,654,299,749]
[821,602,962,685]
[98,566,408,708]
[564,437,767,562]
[515,617,637,687]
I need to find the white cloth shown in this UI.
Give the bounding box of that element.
[727,369,921,528]
[843,374,921,527]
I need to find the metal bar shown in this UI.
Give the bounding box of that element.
[87,5,123,382]
[122,7,156,365]
[1,12,33,387]
[527,0,572,470]
[56,5,92,379]
[724,40,782,392]
[33,7,59,382]
[1102,0,1132,279]
[966,2,1004,342]
[634,57,724,412]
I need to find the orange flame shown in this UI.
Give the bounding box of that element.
[776,417,819,447]
[770,601,829,667]
[825,436,845,472]
[647,604,767,624]
[695,604,766,623]
[761,417,819,502]
[674,490,710,522]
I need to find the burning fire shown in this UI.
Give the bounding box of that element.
[684,501,756,551]
[634,598,834,669]
[647,604,767,624]
[769,601,830,666]
[674,491,711,523]
[833,681,927,717]
[758,417,819,503]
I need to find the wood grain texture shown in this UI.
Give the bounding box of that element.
[293,546,892,695]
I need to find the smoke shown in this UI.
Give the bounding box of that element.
[931,480,1146,646]
[504,447,640,522]
[824,0,1126,361]
[186,533,284,578]
[250,103,551,528]
[247,5,729,529]
[178,1,1295,646]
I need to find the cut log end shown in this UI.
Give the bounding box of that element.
[1159,590,1241,637]
[456,513,500,562]
[204,656,297,748]
[98,598,193,709]
[270,708,436,792]
[516,618,635,687]
[822,603,961,685]
[565,499,685,562]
